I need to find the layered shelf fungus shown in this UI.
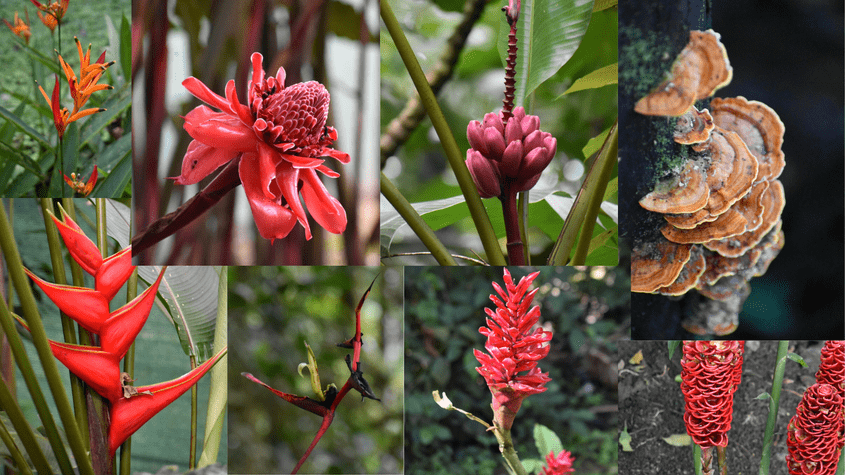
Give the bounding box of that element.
[631,30,786,336]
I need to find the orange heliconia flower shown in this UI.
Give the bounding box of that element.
[38,39,112,139]
[3,10,31,44]
[30,0,69,32]
[63,166,98,196]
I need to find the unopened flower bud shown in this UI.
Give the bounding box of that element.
[466,149,501,198]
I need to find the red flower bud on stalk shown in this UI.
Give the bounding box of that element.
[474,269,552,431]
[680,341,745,448]
[786,383,845,475]
[816,341,845,401]
[542,449,575,475]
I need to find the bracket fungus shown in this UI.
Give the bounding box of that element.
[631,29,786,336]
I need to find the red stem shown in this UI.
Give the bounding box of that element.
[292,380,353,474]
[500,186,525,265]
[501,3,519,122]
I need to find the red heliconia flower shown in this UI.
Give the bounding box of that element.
[172,52,350,242]
[466,106,557,198]
[786,383,845,475]
[816,341,845,401]
[474,269,552,431]
[108,348,227,455]
[680,340,745,448]
[542,449,575,475]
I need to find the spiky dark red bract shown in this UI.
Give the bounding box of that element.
[474,269,552,430]
[680,340,745,448]
[786,383,844,475]
[542,449,575,475]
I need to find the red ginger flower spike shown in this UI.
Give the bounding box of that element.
[786,383,845,475]
[542,449,575,475]
[173,52,350,242]
[474,269,552,431]
[816,341,845,401]
[466,106,557,198]
[680,341,745,448]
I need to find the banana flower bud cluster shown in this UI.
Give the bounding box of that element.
[466,106,557,198]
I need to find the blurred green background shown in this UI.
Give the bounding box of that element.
[228,266,403,474]
[6,198,222,473]
[405,266,628,474]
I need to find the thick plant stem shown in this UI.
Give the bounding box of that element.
[694,444,702,475]
[716,446,726,475]
[758,341,789,475]
[500,187,525,265]
[492,423,528,475]
[700,445,713,475]
[190,356,198,469]
[0,414,33,475]
[517,192,530,265]
[549,120,618,265]
[118,270,139,475]
[0,200,95,475]
[381,173,457,265]
[381,0,506,266]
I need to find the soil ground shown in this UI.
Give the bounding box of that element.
[618,341,828,475]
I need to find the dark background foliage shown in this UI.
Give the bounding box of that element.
[228,266,403,474]
[404,266,628,474]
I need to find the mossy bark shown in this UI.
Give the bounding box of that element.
[619,0,712,338]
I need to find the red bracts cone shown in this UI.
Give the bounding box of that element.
[786,383,845,475]
[49,209,103,275]
[542,449,575,475]
[680,340,745,448]
[816,341,845,401]
[474,269,552,431]
[108,348,227,454]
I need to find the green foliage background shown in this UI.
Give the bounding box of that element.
[404,266,627,474]
[228,266,404,474]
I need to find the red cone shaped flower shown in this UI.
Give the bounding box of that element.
[108,348,227,455]
[49,341,123,403]
[816,341,845,401]
[786,383,845,475]
[466,106,557,198]
[24,268,110,332]
[98,270,164,357]
[95,247,133,301]
[173,52,350,241]
[474,269,552,431]
[680,340,745,448]
[542,449,575,475]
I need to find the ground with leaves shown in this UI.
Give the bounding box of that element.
[618,341,829,475]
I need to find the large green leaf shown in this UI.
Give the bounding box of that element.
[0,141,42,176]
[79,83,131,148]
[534,423,564,461]
[561,62,617,96]
[120,15,132,82]
[497,0,594,106]
[0,105,51,147]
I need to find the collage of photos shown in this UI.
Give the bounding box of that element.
[0,0,842,474]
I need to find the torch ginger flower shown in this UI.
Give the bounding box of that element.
[172,52,350,242]
[786,383,844,475]
[3,10,31,44]
[474,269,552,431]
[542,449,575,475]
[680,341,745,448]
[17,208,226,455]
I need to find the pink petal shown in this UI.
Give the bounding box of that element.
[171,140,237,185]
[257,142,279,199]
[239,154,297,242]
[500,140,523,178]
[225,79,254,125]
[183,117,258,152]
[274,161,311,239]
[278,152,325,169]
[182,77,233,114]
[300,168,347,235]
[250,52,265,89]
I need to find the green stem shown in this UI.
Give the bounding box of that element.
[0,374,51,474]
[197,267,228,467]
[549,120,618,265]
[758,341,789,475]
[118,269,138,475]
[491,423,528,475]
[716,446,726,475]
[0,200,94,475]
[836,447,845,475]
[190,356,198,469]
[0,413,34,475]
[381,0,506,266]
[694,444,702,475]
[380,173,457,265]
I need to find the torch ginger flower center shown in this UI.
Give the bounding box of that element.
[474,269,552,431]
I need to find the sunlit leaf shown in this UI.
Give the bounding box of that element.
[561,62,617,96]
[620,422,632,452]
[533,423,564,460]
[662,434,692,447]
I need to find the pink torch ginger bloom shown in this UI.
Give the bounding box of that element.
[173,52,350,241]
[474,269,552,431]
[465,106,557,198]
[542,449,575,475]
